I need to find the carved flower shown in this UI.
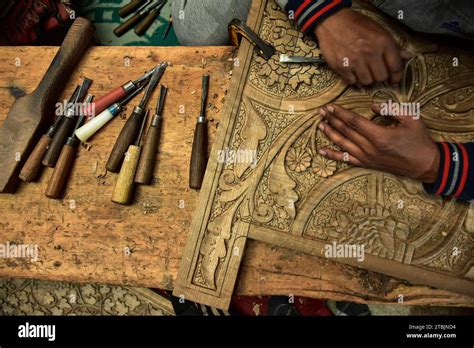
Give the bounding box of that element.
[312,156,337,178]
[286,147,311,172]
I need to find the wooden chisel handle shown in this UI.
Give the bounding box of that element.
[135,118,162,184]
[106,108,143,173]
[189,121,208,189]
[43,117,76,167]
[45,144,78,199]
[119,0,146,17]
[112,145,141,205]
[114,11,146,37]
[134,8,159,36]
[31,18,94,119]
[19,134,51,182]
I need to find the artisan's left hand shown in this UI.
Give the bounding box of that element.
[318,103,440,184]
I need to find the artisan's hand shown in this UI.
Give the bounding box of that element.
[314,8,410,85]
[318,104,440,184]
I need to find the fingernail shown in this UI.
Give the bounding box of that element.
[318,123,325,131]
[319,149,327,156]
[327,105,335,113]
[319,108,326,117]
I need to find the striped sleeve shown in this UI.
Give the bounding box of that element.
[423,142,474,202]
[276,0,352,35]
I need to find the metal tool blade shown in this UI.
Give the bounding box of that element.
[138,63,167,109]
[279,54,326,64]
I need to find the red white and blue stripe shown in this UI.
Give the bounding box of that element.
[424,142,473,202]
[277,0,352,34]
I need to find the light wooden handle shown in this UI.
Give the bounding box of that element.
[45,144,77,199]
[135,120,161,185]
[75,108,115,143]
[112,145,141,205]
[19,134,52,182]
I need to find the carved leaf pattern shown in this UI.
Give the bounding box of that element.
[235,97,267,178]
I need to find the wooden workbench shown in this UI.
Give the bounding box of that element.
[0,46,472,306]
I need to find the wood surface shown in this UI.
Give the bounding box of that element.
[0,45,473,307]
[174,0,474,309]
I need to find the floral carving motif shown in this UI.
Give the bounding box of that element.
[312,155,337,178]
[286,147,311,172]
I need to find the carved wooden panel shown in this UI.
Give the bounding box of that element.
[173,0,474,309]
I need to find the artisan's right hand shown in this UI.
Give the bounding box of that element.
[314,8,410,86]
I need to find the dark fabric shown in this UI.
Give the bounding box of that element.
[0,0,73,45]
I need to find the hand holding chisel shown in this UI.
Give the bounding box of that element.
[135,85,167,184]
[106,62,167,173]
[189,75,210,190]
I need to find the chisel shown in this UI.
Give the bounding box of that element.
[45,95,93,199]
[86,68,155,118]
[43,78,92,167]
[279,54,326,65]
[135,85,167,184]
[119,0,149,18]
[106,62,166,173]
[114,0,165,37]
[134,0,167,36]
[75,85,145,143]
[112,109,149,205]
[189,75,209,190]
[19,86,80,182]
